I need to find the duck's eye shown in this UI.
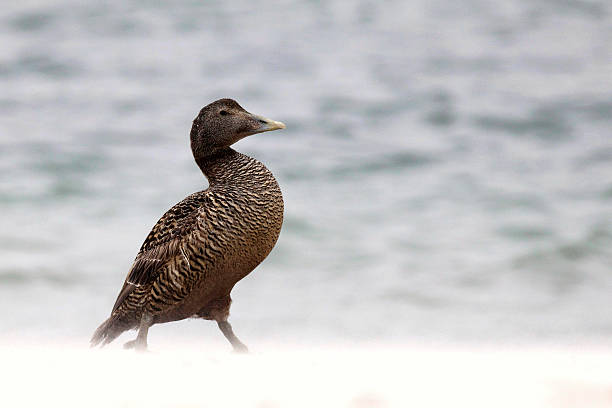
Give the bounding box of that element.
[219,110,229,116]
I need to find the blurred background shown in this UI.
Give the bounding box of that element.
[0,0,611,348]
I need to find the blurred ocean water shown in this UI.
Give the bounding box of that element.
[0,0,611,345]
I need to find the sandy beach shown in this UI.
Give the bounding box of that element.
[2,342,611,407]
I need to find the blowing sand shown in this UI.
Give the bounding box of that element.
[1,342,611,407]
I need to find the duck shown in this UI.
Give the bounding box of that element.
[91,98,286,352]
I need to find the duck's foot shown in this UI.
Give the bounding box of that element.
[123,339,148,352]
[232,342,249,354]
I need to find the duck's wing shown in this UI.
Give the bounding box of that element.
[111,192,208,313]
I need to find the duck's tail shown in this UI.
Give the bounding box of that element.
[90,314,134,347]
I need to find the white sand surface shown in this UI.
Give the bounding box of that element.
[1,342,611,407]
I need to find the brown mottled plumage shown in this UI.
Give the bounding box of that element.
[91,99,285,352]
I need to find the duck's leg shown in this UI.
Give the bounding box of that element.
[197,295,248,353]
[124,314,153,351]
[217,320,249,353]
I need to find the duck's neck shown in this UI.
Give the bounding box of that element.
[195,147,248,186]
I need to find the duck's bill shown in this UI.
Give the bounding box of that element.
[251,114,286,133]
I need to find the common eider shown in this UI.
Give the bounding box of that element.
[91,99,285,352]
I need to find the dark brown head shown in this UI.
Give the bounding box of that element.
[190,98,285,159]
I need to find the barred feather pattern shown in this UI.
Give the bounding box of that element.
[91,148,283,346]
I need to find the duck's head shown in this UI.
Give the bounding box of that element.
[190,98,285,159]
